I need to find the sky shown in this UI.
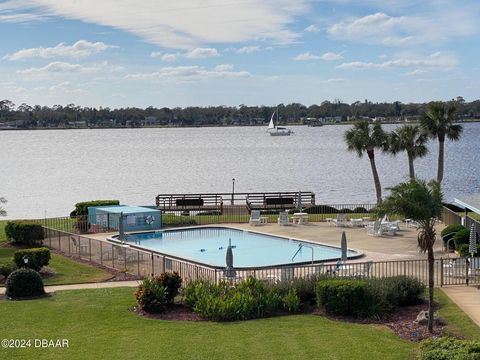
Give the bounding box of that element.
[0,0,479,108]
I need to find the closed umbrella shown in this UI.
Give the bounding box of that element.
[341,231,347,262]
[297,191,302,212]
[118,212,125,242]
[469,223,478,257]
[224,238,236,278]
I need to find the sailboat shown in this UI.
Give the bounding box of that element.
[267,110,293,136]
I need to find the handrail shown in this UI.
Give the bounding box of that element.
[291,243,314,264]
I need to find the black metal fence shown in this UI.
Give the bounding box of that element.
[37,203,378,234]
[42,227,480,287]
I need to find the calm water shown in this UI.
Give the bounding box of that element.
[1,123,479,219]
[121,227,358,267]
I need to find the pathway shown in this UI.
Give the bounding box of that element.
[0,280,141,295]
[442,285,480,327]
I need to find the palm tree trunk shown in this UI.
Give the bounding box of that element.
[427,244,435,333]
[407,151,415,180]
[367,150,382,205]
[437,137,445,183]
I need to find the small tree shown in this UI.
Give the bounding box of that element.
[377,180,443,333]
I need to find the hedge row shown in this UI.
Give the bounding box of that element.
[70,200,120,217]
[316,276,424,319]
[5,221,44,246]
[13,248,51,271]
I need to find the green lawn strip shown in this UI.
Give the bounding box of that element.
[0,287,415,360]
[435,288,480,340]
[0,220,7,242]
[0,248,111,286]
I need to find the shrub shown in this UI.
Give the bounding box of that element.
[441,224,465,239]
[282,288,301,313]
[368,276,424,308]
[70,200,120,217]
[353,207,369,214]
[303,205,338,214]
[0,262,17,278]
[316,279,376,318]
[5,268,45,299]
[185,277,293,321]
[272,275,322,305]
[135,277,168,313]
[13,248,51,271]
[5,221,44,246]
[156,272,182,304]
[135,272,182,313]
[419,337,480,360]
[453,228,471,249]
[457,243,480,257]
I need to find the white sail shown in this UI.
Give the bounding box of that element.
[267,111,276,129]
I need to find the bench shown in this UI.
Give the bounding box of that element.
[156,194,223,213]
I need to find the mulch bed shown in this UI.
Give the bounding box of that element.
[132,300,446,341]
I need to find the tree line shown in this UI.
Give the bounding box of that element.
[0,97,479,128]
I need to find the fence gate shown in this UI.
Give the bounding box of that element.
[440,257,480,286]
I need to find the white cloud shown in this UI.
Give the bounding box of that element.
[4,40,117,60]
[321,52,344,60]
[336,52,458,70]
[324,78,345,83]
[151,52,178,62]
[328,10,478,46]
[293,51,343,61]
[304,24,320,32]
[17,61,124,76]
[185,47,219,59]
[402,69,428,77]
[2,0,308,49]
[214,64,234,71]
[124,65,252,82]
[235,46,261,54]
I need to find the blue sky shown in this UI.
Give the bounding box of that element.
[1,0,479,108]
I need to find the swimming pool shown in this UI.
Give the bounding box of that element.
[113,227,360,268]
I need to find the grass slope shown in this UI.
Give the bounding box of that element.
[0,248,111,285]
[0,287,415,360]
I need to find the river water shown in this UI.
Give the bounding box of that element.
[1,123,479,219]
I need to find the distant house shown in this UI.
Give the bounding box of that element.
[144,116,160,126]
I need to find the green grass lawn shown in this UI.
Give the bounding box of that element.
[0,248,112,286]
[0,287,416,360]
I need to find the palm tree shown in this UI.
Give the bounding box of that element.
[345,120,387,205]
[377,180,443,333]
[421,102,462,183]
[388,124,428,179]
[0,197,6,217]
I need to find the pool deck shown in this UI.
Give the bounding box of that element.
[230,221,446,262]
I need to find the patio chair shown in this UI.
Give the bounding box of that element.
[333,213,348,227]
[367,221,383,236]
[277,211,291,226]
[249,210,262,226]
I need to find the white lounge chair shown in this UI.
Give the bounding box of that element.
[367,221,383,236]
[333,213,348,227]
[249,210,262,226]
[277,211,291,226]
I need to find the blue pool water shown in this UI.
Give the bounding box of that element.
[118,227,358,268]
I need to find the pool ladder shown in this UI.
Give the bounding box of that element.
[291,243,314,264]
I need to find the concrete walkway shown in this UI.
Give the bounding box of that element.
[442,285,480,327]
[0,280,141,295]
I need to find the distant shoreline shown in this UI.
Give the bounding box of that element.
[1,118,478,131]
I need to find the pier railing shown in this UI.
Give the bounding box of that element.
[41,227,480,287]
